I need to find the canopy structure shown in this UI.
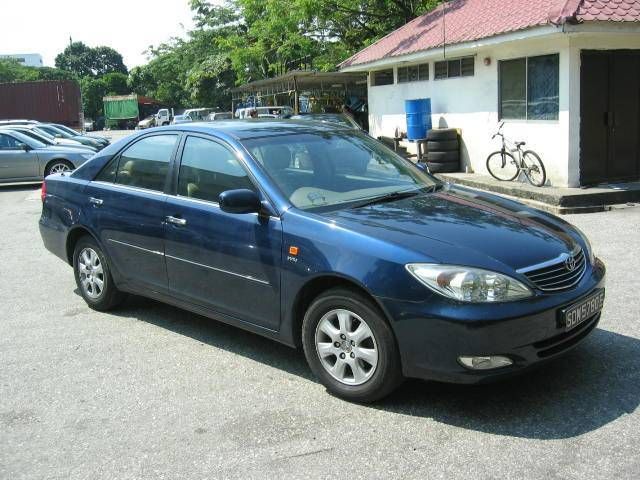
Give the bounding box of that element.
[231,71,368,115]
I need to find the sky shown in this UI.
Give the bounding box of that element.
[0,0,198,69]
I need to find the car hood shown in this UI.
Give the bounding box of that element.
[322,185,579,272]
[47,144,95,152]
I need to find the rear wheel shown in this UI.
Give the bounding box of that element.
[486,151,518,181]
[522,150,547,186]
[73,236,124,311]
[302,288,403,402]
[45,160,73,177]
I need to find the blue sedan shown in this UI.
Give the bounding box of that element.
[39,120,606,402]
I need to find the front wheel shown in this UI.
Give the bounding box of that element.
[302,288,403,402]
[486,151,518,181]
[522,150,546,186]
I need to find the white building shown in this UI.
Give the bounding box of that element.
[340,0,640,187]
[0,53,44,68]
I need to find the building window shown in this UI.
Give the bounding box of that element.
[371,69,394,86]
[434,56,474,79]
[397,63,429,83]
[499,54,559,120]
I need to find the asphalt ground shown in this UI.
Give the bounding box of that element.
[0,184,639,479]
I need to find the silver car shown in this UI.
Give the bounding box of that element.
[0,126,96,153]
[0,130,94,183]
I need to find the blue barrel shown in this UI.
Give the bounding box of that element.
[405,98,432,140]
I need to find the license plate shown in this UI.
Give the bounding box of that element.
[561,289,605,332]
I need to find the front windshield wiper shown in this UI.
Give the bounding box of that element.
[349,189,422,209]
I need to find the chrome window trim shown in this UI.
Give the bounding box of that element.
[107,238,163,256]
[165,254,270,286]
[93,180,167,197]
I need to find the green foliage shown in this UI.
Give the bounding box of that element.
[0,59,75,83]
[80,73,129,119]
[55,42,127,77]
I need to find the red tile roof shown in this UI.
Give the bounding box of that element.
[340,0,640,68]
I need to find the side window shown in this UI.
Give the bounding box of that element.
[115,135,178,191]
[178,136,255,203]
[95,156,118,182]
[0,133,22,150]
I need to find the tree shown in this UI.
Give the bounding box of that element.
[0,59,74,83]
[55,42,127,77]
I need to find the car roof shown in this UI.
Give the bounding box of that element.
[166,119,350,140]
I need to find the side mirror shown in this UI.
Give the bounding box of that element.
[17,143,31,151]
[55,134,62,138]
[219,189,261,214]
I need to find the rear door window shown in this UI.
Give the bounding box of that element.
[114,134,178,191]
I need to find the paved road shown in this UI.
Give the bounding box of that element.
[1,185,639,479]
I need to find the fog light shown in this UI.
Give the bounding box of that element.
[458,355,513,370]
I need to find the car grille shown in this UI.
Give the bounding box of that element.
[522,247,586,292]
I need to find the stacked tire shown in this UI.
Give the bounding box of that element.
[425,129,459,173]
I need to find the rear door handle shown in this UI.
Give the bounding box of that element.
[165,215,187,226]
[89,197,103,206]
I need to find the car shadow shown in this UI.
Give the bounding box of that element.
[0,184,40,192]
[106,294,639,440]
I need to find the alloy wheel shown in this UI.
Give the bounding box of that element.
[49,162,72,174]
[77,247,104,299]
[315,308,378,386]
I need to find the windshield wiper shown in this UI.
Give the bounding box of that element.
[349,189,422,209]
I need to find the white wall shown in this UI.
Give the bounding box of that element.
[367,35,573,185]
[0,53,43,67]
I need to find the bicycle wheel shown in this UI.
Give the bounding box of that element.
[522,150,546,187]
[486,151,518,181]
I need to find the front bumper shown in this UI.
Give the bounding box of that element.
[380,258,606,384]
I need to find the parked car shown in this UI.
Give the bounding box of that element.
[0,126,97,153]
[39,121,606,402]
[36,124,105,151]
[49,123,109,149]
[171,114,192,125]
[290,113,362,130]
[255,106,293,118]
[137,115,156,130]
[0,119,39,126]
[0,130,94,182]
[207,112,233,121]
[0,122,97,151]
[155,109,172,126]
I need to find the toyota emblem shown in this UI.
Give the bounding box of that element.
[565,255,577,271]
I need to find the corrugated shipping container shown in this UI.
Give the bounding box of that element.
[0,80,83,128]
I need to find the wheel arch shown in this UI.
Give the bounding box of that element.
[288,274,396,349]
[44,157,73,176]
[65,225,101,265]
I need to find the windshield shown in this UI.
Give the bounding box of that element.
[31,127,57,141]
[53,124,79,136]
[13,129,53,145]
[6,130,46,149]
[243,131,437,211]
[39,124,72,139]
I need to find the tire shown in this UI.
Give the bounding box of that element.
[45,160,74,177]
[486,151,518,181]
[522,150,547,187]
[427,151,459,163]
[426,128,458,141]
[426,161,459,173]
[302,288,403,402]
[427,140,459,151]
[73,236,124,311]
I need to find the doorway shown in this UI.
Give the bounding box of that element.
[580,50,640,185]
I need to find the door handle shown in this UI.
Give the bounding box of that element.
[89,197,103,206]
[166,215,187,226]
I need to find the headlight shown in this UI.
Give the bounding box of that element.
[406,264,533,303]
[80,153,94,160]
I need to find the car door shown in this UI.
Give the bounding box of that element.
[0,133,39,180]
[164,134,282,331]
[85,133,180,294]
